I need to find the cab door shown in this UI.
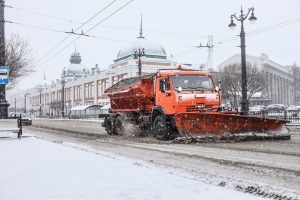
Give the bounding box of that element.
[155,77,174,114]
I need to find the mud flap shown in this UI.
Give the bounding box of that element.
[174,113,290,139]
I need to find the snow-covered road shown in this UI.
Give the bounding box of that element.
[0,134,264,200]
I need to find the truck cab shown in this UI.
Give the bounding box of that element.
[155,70,221,115]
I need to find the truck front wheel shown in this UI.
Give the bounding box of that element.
[105,116,116,135]
[153,115,168,140]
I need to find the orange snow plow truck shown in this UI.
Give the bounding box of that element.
[102,68,290,141]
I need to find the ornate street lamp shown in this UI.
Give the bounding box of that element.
[229,7,257,115]
[134,47,145,76]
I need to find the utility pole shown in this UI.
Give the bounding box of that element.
[14,97,16,118]
[196,43,212,71]
[0,0,9,119]
[24,93,30,113]
[206,35,214,72]
[24,94,26,113]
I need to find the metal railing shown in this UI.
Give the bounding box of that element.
[38,114,107,119]
[248,110,300,124]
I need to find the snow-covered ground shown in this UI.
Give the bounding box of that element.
[0,132,265,200]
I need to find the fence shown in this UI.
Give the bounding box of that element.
[38,114,107,119]
[248,111,300,124]
[37,111,300,124]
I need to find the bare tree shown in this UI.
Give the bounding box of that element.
[289,63,300,104]
[50,100,62,115]
[213,62,267,108]
[0,34,35,90]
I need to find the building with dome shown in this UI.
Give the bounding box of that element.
[62,50,91,81]
[114,21,167,63]
[9,17,178,116]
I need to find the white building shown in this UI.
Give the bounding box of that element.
[9,21,178,116]
[217,53,294,106]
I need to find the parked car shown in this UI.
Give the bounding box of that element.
[249,105,267,114]
[286,105,299,112]
[20,113,32,125]
[286,105,299,117]
[267,104,286,112]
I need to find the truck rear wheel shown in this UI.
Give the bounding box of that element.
[114,116,125,135]
[105,116,116,135]
[153,115,168,140]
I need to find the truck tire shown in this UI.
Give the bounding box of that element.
[114,116,125,135]
[153,115,168,140]
[105,116,116,135]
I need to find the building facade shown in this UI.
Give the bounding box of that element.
[9,26,178,116]
[217,53,294,106]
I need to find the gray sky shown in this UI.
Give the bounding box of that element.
[5,0,300,92]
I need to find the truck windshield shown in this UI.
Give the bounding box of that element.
[172,75,215,91]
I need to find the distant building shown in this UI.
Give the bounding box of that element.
[9,18,178,116]
[217,53,294,106]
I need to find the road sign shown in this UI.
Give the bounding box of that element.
[0,66,9,84]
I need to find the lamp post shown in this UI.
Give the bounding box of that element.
[24,93,30,113]
[61,77,65,117]
[14,97,16,118]
[0,0,9,119]
[134,47,145,76]
[228,7,257,115]
[35,84,47,117]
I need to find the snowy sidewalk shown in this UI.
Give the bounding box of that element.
[0,135,263,200]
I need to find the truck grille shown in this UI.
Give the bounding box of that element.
[186,104,205,112]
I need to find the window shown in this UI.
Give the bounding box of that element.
[172,75,215,91]
[159,78,170,91]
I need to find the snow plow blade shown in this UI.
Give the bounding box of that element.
[174,113,290,141]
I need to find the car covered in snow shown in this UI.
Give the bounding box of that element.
[286,105,299,112]
[249,105,267,114]
[267,104,286,112]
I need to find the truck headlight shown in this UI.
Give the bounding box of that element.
[178,87,182,92]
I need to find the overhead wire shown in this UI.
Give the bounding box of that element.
[172,17,300,58]
[37,0,134,68]
[213,17,300,46]
[5,20,195,48]
[6,3,300,63]
[5,4,232,38]
[5,20,66,33]
[35,0,116,64]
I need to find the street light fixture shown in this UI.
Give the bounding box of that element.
[228,7,257,115]
[133,47,145,76]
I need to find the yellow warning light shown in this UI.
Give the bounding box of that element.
[178,64,182,69]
